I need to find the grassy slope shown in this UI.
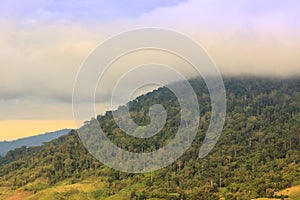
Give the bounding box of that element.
[1,178,146,200]
[1,78,300,199]
[1,183,300,200]
[256,185,300,200]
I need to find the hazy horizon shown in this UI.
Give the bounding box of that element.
[0,0,300,140]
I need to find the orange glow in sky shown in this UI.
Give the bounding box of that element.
[0,120,75,141]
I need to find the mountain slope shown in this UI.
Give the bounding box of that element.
[0,77,299,200]
[0,129,70,156]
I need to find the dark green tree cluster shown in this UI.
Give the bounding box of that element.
[0,77,299,199]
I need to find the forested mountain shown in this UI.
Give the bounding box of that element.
[0,129,70,156]
[0,77,299,200]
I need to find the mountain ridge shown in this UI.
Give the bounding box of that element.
[0,77,299,199]
[0,129,70,156]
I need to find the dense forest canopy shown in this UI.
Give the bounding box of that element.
[0,77,299,199]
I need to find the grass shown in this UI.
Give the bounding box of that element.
[256,185,300,200]
[25,178,106,200]
[0,177,107,200]
[279,185,300,200]
[1,177,299,200]
[0,187,14,200]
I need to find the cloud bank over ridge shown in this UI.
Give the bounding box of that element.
[0,0,299,123]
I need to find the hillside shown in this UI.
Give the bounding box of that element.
[0,129,70,156]
[0,77,299,200]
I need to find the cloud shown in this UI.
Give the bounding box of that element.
[129,0,300,76]
[0,23,93,102]
[0,0,187,27]
[0,0,299,122]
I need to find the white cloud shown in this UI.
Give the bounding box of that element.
[0,0,299,121]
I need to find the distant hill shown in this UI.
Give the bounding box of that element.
[0,78,299,199]
[0,129,70,156]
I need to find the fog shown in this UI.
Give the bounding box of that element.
[0,0,299,124]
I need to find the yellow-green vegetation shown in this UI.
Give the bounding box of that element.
[276,185,300,200]
[2,178,105,200]
[256,185,300,200]
[0,78,300,200]
[0,187,14,200]
[1,178,147,200]
[25,179,103,200]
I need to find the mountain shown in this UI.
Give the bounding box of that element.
[0,77,299,200]
[0,129,70,156]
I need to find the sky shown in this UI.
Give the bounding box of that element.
[0,0,299,140]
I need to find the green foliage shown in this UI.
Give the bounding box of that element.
[0,77,300,199]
